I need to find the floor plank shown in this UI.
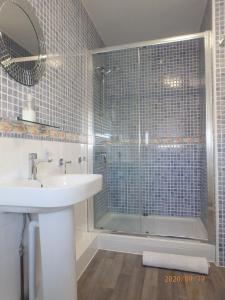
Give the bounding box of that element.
[77,250,225,300]
[141,267,158,300]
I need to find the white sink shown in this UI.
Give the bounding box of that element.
[0,174,102,213]
[0,173,102,300]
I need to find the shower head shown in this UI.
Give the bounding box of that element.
[95,66,120,76]
[95,66,111,75]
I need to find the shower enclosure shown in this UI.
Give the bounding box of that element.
[91,32,214,241]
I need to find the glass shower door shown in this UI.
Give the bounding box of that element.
[93,48,142,234]
[139,38,208,239]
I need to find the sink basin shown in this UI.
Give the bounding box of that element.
[0,174,102,213]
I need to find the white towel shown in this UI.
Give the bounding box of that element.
[142,251,209,275]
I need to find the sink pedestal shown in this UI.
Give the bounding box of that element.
[38,207,76,300]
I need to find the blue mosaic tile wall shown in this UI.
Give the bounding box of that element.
[139,41,204,139]
[0,0,103,138]
[93,38,207,219]
[215,0,225,266]
[106,144,204,216]
[107,145,140,214]
[93,146,108,222]
[138,40,206,217]
[93,54,110,145]
[140,144,203,217]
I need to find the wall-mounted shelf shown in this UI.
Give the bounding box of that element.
[17,117,61,129]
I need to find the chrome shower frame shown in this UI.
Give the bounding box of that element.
[88,32,215,246]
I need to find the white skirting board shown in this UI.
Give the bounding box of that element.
[142,251,209,274]
[76,237,98,280]
[75,233,215,281]
[97,233,215,262]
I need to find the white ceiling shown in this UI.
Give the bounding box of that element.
[82,0,208,46]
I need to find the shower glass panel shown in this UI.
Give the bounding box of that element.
[93,48,142,234]
[92,34,210,240]
[139,39,208,239]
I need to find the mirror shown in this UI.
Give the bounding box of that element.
[0,0,46,86]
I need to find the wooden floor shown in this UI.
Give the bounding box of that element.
[78,250,225,300]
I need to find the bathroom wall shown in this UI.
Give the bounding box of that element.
[0,0,103,133]
[0,0,103,299]
[214,0,225,266]
[93,38,207,218]
[202,0,225,267]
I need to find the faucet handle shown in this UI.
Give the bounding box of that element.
[59,158,64,166]
[64,160,72,174]
[59,159,72,167]
[29,153,37,160]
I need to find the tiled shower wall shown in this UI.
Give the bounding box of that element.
[214,0,225,266]
[139,40,206,217]
[0,0,103,138]
[93,38,208,219]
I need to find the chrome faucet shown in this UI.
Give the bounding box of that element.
[64,160,72,174]
[29,153,53,180]
[59,158,72,174]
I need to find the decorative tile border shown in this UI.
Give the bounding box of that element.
[0,118,89,144]
[0,118,204,145]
